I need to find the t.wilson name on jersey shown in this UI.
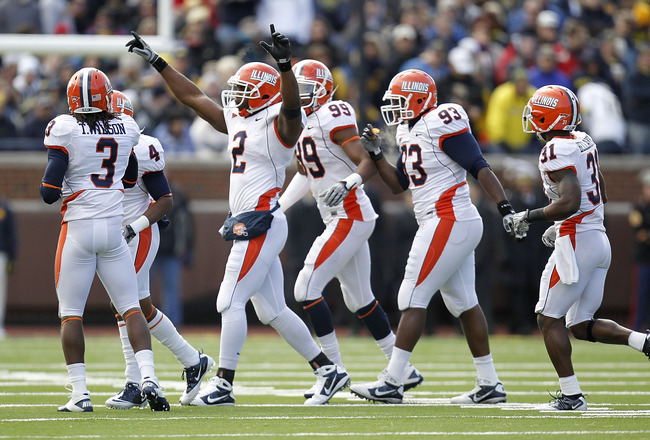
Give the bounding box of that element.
[78,122,127,135]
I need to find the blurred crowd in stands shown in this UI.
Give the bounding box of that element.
[1,0,650,155]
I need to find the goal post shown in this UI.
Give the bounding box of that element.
[0,0,177,56]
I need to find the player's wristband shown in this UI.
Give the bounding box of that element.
[130,215,151,234]
[152,55,168,73]
[369,151,384,162]
[342,173,363,190]
[282,106,302,119]
[496,200,515,217]
[525,208,546,223]
[277,59,292,72]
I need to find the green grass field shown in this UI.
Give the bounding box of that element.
[1,329,650,439]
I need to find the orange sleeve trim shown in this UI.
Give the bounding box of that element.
[46,145,69,155]
[274,118,296,149]
[357,301,378,319]
[61,317,82,325]
[124,310,143,321]
[303,297,325,310]
[340,136,360,147]
[42,182,62,190]
[329,124,357,144]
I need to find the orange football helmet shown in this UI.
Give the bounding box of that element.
[111,90,134,117]
[522,85,581,134]
[292,59,335,114]
[66,67,113,114]
[380,69,437,125]
[221,62,281,117]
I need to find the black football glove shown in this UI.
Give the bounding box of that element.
[126,31,168,72]
[259,24,292,71]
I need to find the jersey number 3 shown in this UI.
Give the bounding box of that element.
[91,138,118,188]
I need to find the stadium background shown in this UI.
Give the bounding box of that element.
[1,0,650,332]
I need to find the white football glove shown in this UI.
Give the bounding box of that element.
[513,210,530,241]
[126,31,168,71]
[360,123,382,155]
[542,224,557,248]
[502,212,514,236]
[320,173,363,207]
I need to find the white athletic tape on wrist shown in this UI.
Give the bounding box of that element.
[343,173,363,190]
[130,215,150,234]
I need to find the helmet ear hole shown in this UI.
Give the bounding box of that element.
[540,117,545,123]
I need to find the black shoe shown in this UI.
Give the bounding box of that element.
[180,353,215,405]
[141,380,170,411]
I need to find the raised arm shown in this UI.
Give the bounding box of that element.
[259,25,303,146]
[126,32,227,134]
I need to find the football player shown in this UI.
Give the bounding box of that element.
[350,69,517,405]
[126,26,349,406]
[104,91,215,409]
[512,84,650,410]
[40,68,169,411]
[277,59,423,400]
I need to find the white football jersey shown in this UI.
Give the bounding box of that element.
[44,113,140,222]
[298,100,377,223]
[394,103,480,222]
[538,131,605,233]
[224,102,306,216]
[122,134,167,225]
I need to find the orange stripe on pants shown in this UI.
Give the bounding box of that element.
[134,226,153,273]
[416,218,454,287]
[238,233,266,281]
[55,222,68,287]
[314,219,353,270]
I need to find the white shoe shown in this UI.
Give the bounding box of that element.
[450,378,507,404]
[349,369,403,404]
[58,393,93,412]
[191,376,235,406]
[304,365,350,405]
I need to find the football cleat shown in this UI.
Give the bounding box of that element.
[180,352,215,405]
[450,378,507,404]
[543,392,588,411]
[642,330,650,360]
[57,393,93,412]
[191,376,235,406]
[349,369,404,404]
[303,381,319,399]
[304,364,350,405]
[141,380,170,411]
[105,382,147,409]
[402,363,424,392]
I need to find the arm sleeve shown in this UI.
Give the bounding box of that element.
[441,131,490,179]
[122,151,139,189]
[142,170,172,201]
[40,148,68,204]
[278,172,311,212]
[395,154,410,191]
